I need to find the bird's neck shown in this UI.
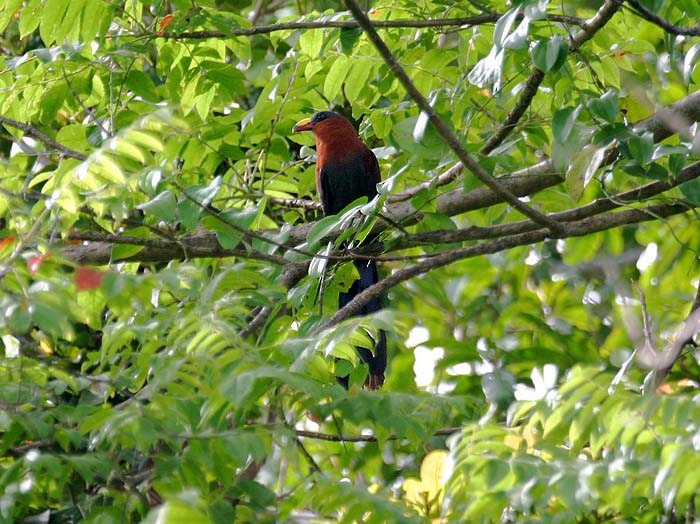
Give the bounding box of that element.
[316,135,365,163]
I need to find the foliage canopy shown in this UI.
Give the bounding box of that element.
[0,0,699,521]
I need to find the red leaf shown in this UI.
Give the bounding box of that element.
[159,15,174,35]
[0,236,17,249]
[75,267,104,290]
[27,253,52,275]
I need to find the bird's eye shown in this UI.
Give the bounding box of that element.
[312,111,337,124]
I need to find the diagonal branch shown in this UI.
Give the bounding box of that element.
[625,0,700,36]
[0,115,88,161]
[481,0,625,155]
[343,0,564,235]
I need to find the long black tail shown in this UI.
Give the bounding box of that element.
[338,260,387,389]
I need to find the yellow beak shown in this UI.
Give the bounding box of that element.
[292,117,313,132]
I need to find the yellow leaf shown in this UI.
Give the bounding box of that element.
[402,450,448,516]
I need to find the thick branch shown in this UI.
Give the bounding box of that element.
[63,229,255,264]
[324,202,695,326]
[398,160,700,248]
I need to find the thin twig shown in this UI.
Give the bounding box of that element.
[147,13,588,41]
[0,116,87,161]
[295,426,461,442]
[268,196,322,210]
[625,0,700,36]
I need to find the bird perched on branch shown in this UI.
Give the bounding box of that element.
[293,111,387,389]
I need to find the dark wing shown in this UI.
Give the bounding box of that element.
[361,146,381,188]
[318,146,380,216]
[317,164,332,215]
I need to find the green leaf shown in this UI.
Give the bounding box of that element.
[56,125,91,154]
[111,243,145,261]
[30,294,75,340]
[345,58,374,105]
[551,126,584,172]
[124,130,164,153]
[323,55,350,102]
[109,136,147,164]
[0,0,22,32]
[679,179,700,205]
[552,106,582,143]
[56,0,85,43]
[299,28,323,58]
[91,152,127,184]
[19,0,41,37]
[203,206,258,250]
[125,70,159,102]
[565,144,606,201]
[40,83,67,124]
[138,190,178,222]
[630,133,655,164]
[39,0,71,45]
[589,90,619,122]
[532,35,567,73]
[147,500,212,524]
[668,153,686,175]
[306,215,340,246]
[340,27,362,54]
[485,459,511,489]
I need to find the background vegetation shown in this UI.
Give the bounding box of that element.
[0,0,699,521]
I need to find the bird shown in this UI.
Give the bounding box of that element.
[293,111,387,389]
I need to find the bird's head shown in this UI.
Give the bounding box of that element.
[292,111,358,141]
[292,111,340,132]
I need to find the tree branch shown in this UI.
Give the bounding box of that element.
[151,13,588,40]
[343,0,565,235]
[396,160,700,249]
[295,426,461,442]
[625,0,700,36]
